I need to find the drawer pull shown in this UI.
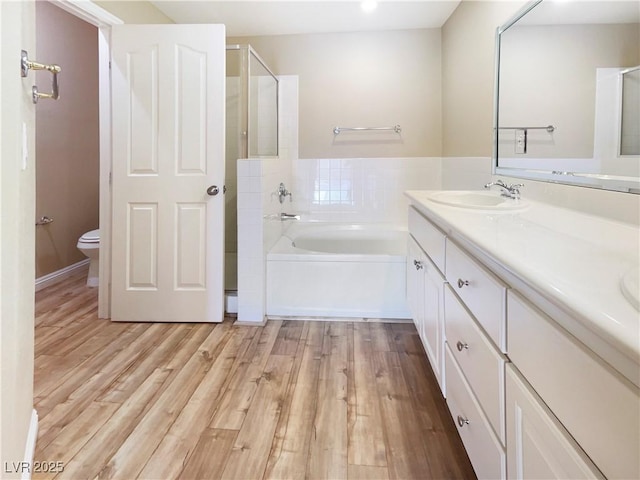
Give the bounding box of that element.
[456,341,469,352]
[413,259,424,270]
[457,278,470,288]
[457,415,470,427]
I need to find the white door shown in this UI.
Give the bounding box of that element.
[111,25,225,323]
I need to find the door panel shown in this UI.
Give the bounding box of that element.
[111,24,225,322]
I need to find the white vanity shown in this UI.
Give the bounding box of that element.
[405,190,639,480]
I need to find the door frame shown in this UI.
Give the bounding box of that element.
[49,0,122,318]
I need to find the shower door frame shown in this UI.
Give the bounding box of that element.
[226,44,280,159]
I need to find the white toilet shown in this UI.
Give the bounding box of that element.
[77,229,100,287]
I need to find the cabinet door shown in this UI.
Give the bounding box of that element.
[407,236,425,337]
[422,250,445,393]
[506,365,604,480]
[407,236,444,392]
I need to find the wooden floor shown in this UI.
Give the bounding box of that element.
[33,269,475,480]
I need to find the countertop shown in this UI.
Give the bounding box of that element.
[405,190,640,387]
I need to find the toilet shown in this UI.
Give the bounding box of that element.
[77,229,100,287]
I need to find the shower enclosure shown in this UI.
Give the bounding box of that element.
[225,45,278,291]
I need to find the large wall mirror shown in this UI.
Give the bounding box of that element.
[494,0,640,193]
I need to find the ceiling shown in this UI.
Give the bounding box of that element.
[150,1,462,37]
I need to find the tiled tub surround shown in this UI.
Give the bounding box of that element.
[292,157,441,224]
[266,222,411,319]
[237,156,440,323]
[406,190,639,479]
[235,76,297,323]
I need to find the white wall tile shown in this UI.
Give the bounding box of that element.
[291,157,440,225]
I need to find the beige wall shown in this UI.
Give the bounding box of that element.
[35,2,100,278]
[442,1,525,157]
[1,1,36,475]
[230,29,442,159]
[94,0,173,24]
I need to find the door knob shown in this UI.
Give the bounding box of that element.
[207,185,219,196]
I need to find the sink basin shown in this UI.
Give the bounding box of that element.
[620,267,639,311]
[428,191,528,211]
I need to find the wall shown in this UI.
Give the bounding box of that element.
[442,1,525,158]
[229,28,442,159]
[35,2,99,278]
[441,1,640,225]
[0,0,36,476]
[94,1,173,24]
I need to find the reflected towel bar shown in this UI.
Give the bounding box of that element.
[333,125,401,135]
[499,125,555,133]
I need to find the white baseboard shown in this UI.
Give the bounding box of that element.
[21,409,38,480]
[35,259,90,292]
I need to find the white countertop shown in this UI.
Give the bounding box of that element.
[406,190,640,386]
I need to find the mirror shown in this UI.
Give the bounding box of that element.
[494,0,640,193]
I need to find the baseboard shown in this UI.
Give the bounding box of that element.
[233,316,268,327]
[21,409,38,480]
[35,259,89,292]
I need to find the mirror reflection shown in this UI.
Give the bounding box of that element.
[495,0,640,192]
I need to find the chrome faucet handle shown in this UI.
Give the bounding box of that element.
[508,183,524,199]
[277,182,292,204]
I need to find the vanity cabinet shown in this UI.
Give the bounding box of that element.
[405,191,640,480]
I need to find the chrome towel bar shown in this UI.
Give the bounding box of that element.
[333,125,401,135]
[498,125,555,133]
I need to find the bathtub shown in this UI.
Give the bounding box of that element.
[266,223,411,319]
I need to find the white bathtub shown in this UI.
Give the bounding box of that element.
[266,223,411,319]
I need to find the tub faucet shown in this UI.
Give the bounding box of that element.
[280,213,300,221]
[484,179,524,199]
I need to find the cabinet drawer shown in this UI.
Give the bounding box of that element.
[508,291,639,480]
[445,240,507,351]
[409,206,446,274]
[446,344,506,480]
[445,286,506,444]
[506,365,604,480]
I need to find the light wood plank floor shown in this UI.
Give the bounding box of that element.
[33,269,475,480]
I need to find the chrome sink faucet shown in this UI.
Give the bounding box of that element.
[280,213,300,221]
[484,179,524,199]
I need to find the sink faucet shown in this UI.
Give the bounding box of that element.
[280,212,300,221]
[484,179,524,199]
